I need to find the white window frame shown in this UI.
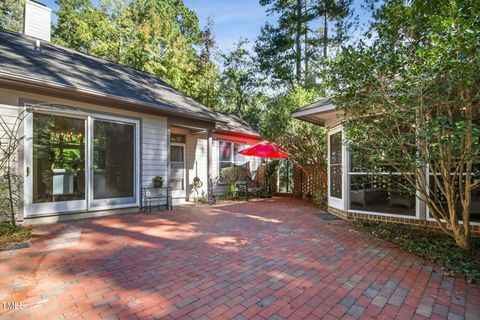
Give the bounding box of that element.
[170,142,187,198]
[327,126,345,210]
[218,140,249,182]
[88,114,140,211]
[23,107,140,217]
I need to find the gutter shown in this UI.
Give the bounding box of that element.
[292,115,325,127]
[214,129,261,140]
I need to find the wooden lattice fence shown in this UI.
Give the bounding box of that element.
[293,163,327,207]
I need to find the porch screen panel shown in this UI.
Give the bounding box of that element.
[93,120,134,199]
[170,145,185,191]
[348,150,416,216]
[329,132,342,199]
[428,167,480,223]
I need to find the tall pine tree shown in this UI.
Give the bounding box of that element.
[255,0,356,90]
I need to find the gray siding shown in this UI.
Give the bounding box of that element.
[0,104,21,165]
[142,117,168,187]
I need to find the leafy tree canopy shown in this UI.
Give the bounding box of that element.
[53,0,219,109]
[217,39,267,129]
[329,0,480,248]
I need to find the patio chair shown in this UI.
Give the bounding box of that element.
[237,176,261,200]
[350,176,388,208]
[389,190,416,208]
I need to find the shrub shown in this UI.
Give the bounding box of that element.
[221,167,248,199]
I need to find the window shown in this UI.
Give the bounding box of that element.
[219,141,248,175]
[329,131,342,199]
[171,134,186,143]
[93,120,135,200]
[348,154,416,217]
[32,113,86,203]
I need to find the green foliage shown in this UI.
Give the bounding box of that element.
[260,85,328,200]
[330,0,480,248]
[255,0,356,89]
[0,171,22,225]
[356,221,480,284]
[262,85,316,139]
[0,0,24,32]
[193,18,221,110]
[0,109,29,226]
[264,160,280,195]
[53,0,219,109]
[0,222,32,250]
[217,39,267,128]
[152,176,164,188]
[311,189,327,209]
[221,167,248,200]
[262,85,326,166]
[227,183,239,200]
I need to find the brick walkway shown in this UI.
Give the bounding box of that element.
[1,197,479,320]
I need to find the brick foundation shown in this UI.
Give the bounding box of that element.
[328,206,480,237]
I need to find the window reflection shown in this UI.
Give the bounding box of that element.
[33,113,85,203]
[93,120,134,199]
[329,132,342,199]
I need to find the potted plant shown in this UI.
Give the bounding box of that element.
[152,176,164,188]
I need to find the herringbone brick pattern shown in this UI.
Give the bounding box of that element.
[0,197,478,319]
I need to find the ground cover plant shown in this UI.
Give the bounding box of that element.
[0,221,32,250]
[356,220,480,284]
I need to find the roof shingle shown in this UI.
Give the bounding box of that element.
[0,29,218,121]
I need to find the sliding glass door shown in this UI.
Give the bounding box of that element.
[90,118,137,208]
[25,112,88,214]
[25,111,139,216]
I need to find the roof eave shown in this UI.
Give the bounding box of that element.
[214,129,261,140]
[292,115,326,127]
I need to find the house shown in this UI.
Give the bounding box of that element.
[292,98,480,234]
[0,0,261,223]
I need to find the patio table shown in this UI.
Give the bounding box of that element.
[141,186,172,212]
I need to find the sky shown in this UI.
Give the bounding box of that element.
[40,0,274,53]
[184,0,275,52]
[40,0,372,53]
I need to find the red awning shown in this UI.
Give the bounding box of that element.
[238,141,288,159]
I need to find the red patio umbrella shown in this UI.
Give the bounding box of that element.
[238,141,288,159]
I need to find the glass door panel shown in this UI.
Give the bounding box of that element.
[27,112,87,214]
[170,144,186,197]
[91,119,136,207]
[329,131,342,199]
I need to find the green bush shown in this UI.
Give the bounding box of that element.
[0,222,32,250]
[311,189,327,209]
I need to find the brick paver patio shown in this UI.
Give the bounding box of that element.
[1,197,479,320]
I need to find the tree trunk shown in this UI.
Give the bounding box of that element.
[323,9,328,59]
[453,231,469,250]
[6,159,15,226]
[304,0,309,86]
[295,0,302,84]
